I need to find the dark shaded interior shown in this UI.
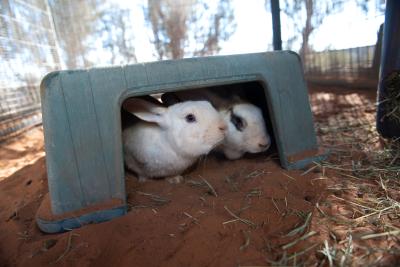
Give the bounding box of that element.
[120,81,277,160]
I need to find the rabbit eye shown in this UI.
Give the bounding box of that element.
[185,113,196,123]
[230,111,245,131]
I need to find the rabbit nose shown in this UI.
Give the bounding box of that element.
[218,123,227,132]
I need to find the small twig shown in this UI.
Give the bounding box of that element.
[222,218,240,225]
[238,205,251,215]
[286,243,319,261]
[354,206,393,222]
[389,151,400,166]
[282,172,296,181]
[271,198,281,214]
[301,164,318,176]
[246,188,262,199]
[331,195,378,212]
[282,231,317,250]
[266,243,319,265]
[199,176,218,197]
[129,204,152,209]
[183,212,200,225]
[136,191,170,204]
[52,233,79,264]
[360,230,400,240]
[321,164,399,173]
[321,240,334,267]
[286,212,312,237]
[223,206,256,228]
[240,230,251,251]
[225,174,239,192]
[245,169,267,179]
[17,231,30,240]
[311,177,329,185]
[340,235,353,266]
[315,202,327,217]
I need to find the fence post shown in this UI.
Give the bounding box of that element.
[270,0,282,51]
[376,0,400,138]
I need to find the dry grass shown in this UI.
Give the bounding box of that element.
[381,71,400,123]
[307,89,399,266]
[128,191,170,209]
[223,205,257,228]
[311,145,400,266]
[186,175,218,197]
[266,88,400,266]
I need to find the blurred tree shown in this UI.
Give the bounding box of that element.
[145,0,236,60]
[192,0,236,57]
[282,0,345,59]
[265,0,385,59]
[98,5,137,64]
[49,0,101,68]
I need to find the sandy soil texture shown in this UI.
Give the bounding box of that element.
[0,86,398,267]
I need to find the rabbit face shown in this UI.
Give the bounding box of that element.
[223,103,270,156]
[122,98,227,180]
[165,101,227,157]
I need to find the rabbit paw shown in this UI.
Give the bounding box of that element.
[166,175,184,184]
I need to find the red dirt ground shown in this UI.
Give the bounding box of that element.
[0,127,44,181]
[0,152,325,267]
[0,85,398,266]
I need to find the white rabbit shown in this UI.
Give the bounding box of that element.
[122,98,227,182]
[161,88,271,160]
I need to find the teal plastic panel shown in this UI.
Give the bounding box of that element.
[88,67,126,200]
[39,51,325,232]
[61,70,111,206]
[40,73,85,214]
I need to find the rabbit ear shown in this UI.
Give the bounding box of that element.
[123,98,167,124]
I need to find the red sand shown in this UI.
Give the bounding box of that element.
[2,85,396,266]
[0,152,325,267]
[0,127,44,181]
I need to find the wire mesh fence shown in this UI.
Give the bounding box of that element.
[303,45,379,89]
[0,0,61,141]
[0,0,385,140]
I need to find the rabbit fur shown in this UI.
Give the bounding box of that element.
[161,87,271,160]
[122,98,227,182]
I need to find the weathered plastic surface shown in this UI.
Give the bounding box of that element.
[38,51,323,232]
[37,202,127,233]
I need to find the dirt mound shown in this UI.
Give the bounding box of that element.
[0,153,325,267]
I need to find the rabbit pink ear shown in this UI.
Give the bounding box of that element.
[123,98,167,125]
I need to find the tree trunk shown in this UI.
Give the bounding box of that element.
[300,0,314,60]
